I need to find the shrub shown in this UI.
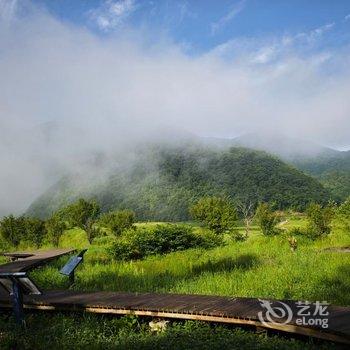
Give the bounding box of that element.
[22,217,46,247]
[190,197,237,234]
[93,235,117,246]
[98,209,135,235]
[109,224,222,261]
[45,214,66,247]
[306,203,335,239]
[230,230,247,242]
[287,227,304,236]
[0,215,24,246]
[193,229,224,248]
[337,197,350,232]
[255,203,280,236]
[0,215,46,247]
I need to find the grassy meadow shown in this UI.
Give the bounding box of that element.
[1,214,350,349]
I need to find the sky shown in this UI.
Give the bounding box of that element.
[0,0,350,215]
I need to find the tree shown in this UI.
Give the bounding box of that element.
[45,214,66,247]
[255,203,279,236]
[190,197,237,234]
[0,215,24,246]
[306,203,335,238]
[337,197,350,232]
[236,199,255,238]
[23,217,46,247]
[59,198,101,243]
[85,220,103,244]
[60,199,100,228]
[98,209,135,235]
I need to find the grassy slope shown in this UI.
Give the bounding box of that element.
[1,216,350,349]
[31,218,350,305]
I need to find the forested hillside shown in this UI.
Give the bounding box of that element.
[27,146,330,221]
[231,134,350,201]
[292,151,350,201]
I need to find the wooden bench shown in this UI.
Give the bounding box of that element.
[0,248,78,325]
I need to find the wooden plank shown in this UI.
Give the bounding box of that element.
[0,249,75,273]
[0,290,349,344]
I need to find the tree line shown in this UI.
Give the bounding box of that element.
[0,199,135,248]
[1,196,349,249]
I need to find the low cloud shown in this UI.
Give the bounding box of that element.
[0,1,349,215]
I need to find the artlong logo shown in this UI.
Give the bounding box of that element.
[258,299,329,329]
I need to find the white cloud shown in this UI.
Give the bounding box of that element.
[178,2,196,23]
[0,3,349,215]
[210,22,336,65]
[295,22,335,43]
[0,0,17,23]
[89,0,137,31]
[211,0,246,34]
[345,14,350,21]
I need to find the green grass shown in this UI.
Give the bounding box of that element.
[0,314,335,350]
[1,216,350,349]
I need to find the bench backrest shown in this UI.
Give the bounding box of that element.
[60,249,87,277]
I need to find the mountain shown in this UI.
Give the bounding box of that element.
[294,152,350,201]
[230,133,350,201]
[26,145,330,221]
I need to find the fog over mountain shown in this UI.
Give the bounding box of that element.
[0,0,350,215]
[230,132,340,159]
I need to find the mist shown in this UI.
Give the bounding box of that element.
[0,0,350,215]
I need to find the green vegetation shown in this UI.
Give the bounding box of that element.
[109,224,222,261]
[320,171,350,201]
[190,197,237,234]
[255,203,280,236]
[337,197,350,232]
[45,213,67,247]
[1,137,348,349]
[294,151,350,201]
[27,146,330,221]
[0,215,46,247]
[57,198,101,243]
[1,213,349,349]
[98,209,136,235]
[305,203,335,238]
[0,315,334,350]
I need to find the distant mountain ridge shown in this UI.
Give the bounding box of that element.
[209,133,350,201]
[26,144,330,220]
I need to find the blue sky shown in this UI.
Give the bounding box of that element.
[32,0,350,54]
[1,0,350,213]
[1,0,349,146]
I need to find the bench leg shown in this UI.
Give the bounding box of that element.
[11,280,25,327]
[69,271,75,284]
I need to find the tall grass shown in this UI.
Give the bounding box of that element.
[2,215,350,349]
[30,217,350,306]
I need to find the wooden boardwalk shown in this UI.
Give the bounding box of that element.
[0,289,349,344]
[0,249,75,273]
[0,250,349,344]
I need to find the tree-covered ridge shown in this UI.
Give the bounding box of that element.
[227,133,350,200]
[293,151,350,176]
[26,146,330,221]
[292,151,350,201]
